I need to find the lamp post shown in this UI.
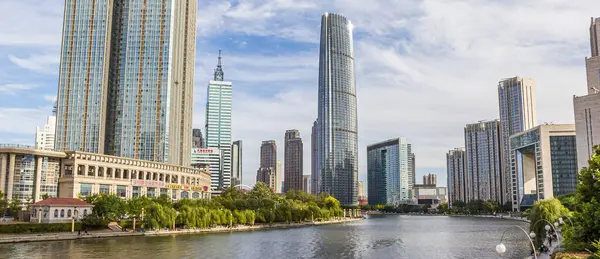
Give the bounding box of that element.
[496,225,537,259]
[173,211,180,231]
[71,206,79,233]
[530,219,561,251]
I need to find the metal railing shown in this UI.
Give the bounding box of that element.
[0,144,36,149]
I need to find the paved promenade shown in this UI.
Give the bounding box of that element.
[0,218,362,244]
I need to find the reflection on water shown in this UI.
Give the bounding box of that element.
[0,215,530,259]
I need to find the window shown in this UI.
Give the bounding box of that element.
[67,209,72,218]
[60,209,65,217]
[83,209,88,216]
[54,209,58,218]
[117,185,127,198]
[80,183,93,196]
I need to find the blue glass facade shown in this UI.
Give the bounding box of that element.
[205,81,233,191]
[367,138,409,205]
[56,0,196,166]
[317,13,358,206]
[498,77,537,205]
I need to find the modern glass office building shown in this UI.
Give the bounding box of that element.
[55,0,197,166]
[205,53,232,192]
[191,148,222,192]
[498,76,537,204]
[367,138,410,205]
[317,13,358,206]
[464,120,502,203]
[509,124,577,211]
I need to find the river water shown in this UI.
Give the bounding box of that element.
[0,215,532,259]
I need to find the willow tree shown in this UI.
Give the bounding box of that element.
[529,198,569,247]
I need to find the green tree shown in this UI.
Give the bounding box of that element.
[557,193,576,211]
[529,198,569,247]
[451,200,466,214]
[220,187,246,200]
[248,182,275,200]
[484,200,499,214]
[40,194,50,200]
[90,194,126,221]
[568,147,600,249]
[8,197,22,219]
[437,203,449,214]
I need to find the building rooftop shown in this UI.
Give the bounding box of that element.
[32,198,92,207]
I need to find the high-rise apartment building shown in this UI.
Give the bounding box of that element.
[192,129,204,149]
[447,148,466,207]
[367,138,410,205]
[464,120,502,203]
[231,140,242,187]
[310,120,319,195]
[509,124,577,211]
[205,51,233,192]
[423,173,438,186]
[317,13,359,206]
[257,140,277,191]
[303,175,311,194]
[35,115,56,151]
[284,130,303,192]
[55,0,196,167]
[358,181,364,197]
[574,17,600,171]
[408,144,415,190]
[498,76,537,204]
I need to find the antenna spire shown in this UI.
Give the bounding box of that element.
[214,50,224,81]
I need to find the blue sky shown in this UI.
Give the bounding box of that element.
[1,0,600,189]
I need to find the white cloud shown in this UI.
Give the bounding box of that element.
[44,95,57,102]
[8,53,59,74]
[0,107,49,136]
[0,0,63,46]
[0,84,39,95]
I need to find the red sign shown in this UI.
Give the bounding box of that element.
[193,148,214,154]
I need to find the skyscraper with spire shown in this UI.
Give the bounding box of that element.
[205,51,233,193]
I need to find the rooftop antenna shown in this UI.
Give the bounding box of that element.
[213,50,224,81]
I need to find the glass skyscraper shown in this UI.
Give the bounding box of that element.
[317,13,358,206]
[367,138,410,205]
[231,140,242,187]
[446,148,466,207]
[498,76,537,205]
[55,0,197,166]
[205,52,232,192]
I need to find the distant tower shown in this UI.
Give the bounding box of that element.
[205,51,233,192]
[284,130,303,192]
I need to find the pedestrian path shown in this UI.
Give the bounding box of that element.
[526,234,560,259]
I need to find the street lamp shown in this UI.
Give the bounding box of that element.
[554,222,559,228]
[545,225,551,231]
[496,226,537,259]
[530,232,536,239]
[71,206,79,233]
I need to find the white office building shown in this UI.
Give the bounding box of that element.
[35,115,56,151]
[191,148,222,193]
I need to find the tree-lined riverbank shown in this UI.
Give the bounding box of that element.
[0,217,362,244]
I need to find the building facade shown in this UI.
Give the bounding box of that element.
[205,52,232,192]
[256,167,276,191]
[284,130,303,192]
[310,120,319,195]
[190,148,222,192]
[317,12,359,206]
[0,146,211,203]
[30,198,93,224]
[192,129,204,149]
[35,115,56,151]
[55,0,197,167]
[277,160,283,193]
[231,140,242,187]
[447,148,466,207]
[464,120,503,203]
[410,184,448,205]
[498,76,537,204]
[423,174,437,186]
[509,124,577,211]
[574,17,600,171]
[303,175,311,194]
[367,138,410,205]
[408,145,415,190]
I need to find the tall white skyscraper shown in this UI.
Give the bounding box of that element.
[35,115,56,151]
[498,76,537,205]
[205,51,232,192]
[574,17,600,171]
